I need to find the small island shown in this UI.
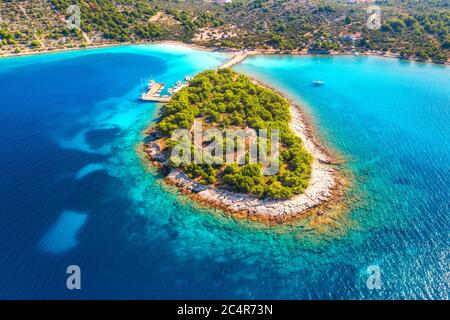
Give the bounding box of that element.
[143,69,343,223]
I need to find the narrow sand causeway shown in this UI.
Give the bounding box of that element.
[219,52,249,69]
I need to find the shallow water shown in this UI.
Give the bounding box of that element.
[0,46,448,299]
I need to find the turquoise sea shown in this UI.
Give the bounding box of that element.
[0,45,448,299]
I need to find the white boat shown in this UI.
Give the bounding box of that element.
[313,80,325,86]
[139,90,148,100]
[147,80,156,89]
[139,86,147,99]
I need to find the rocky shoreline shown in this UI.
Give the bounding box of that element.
[143,90,345,223]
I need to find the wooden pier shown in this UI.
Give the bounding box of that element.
[140,83,171,102]
[140,95,171,103]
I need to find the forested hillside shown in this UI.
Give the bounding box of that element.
[0,0,448,63]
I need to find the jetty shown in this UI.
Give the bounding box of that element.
[141,95,171,103]
[140,51,249,103]
[140,82,171,102]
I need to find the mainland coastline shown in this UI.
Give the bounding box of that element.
[1,40,449,66]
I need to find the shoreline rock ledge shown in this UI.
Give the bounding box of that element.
[144,103,343,223]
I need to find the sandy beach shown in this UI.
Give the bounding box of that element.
[1,40,448,65]
[0,40,219,59]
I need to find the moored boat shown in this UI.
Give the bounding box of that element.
[313,80,325,86]
[148,80,156,89]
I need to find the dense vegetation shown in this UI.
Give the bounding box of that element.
[50,0,160,41]
[215,0,449,63]
[155,69,312,200]
[0,1,448,63]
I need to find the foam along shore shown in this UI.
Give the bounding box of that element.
[144,87,343,223]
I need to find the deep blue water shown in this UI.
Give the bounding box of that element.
[0,45,448,299]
